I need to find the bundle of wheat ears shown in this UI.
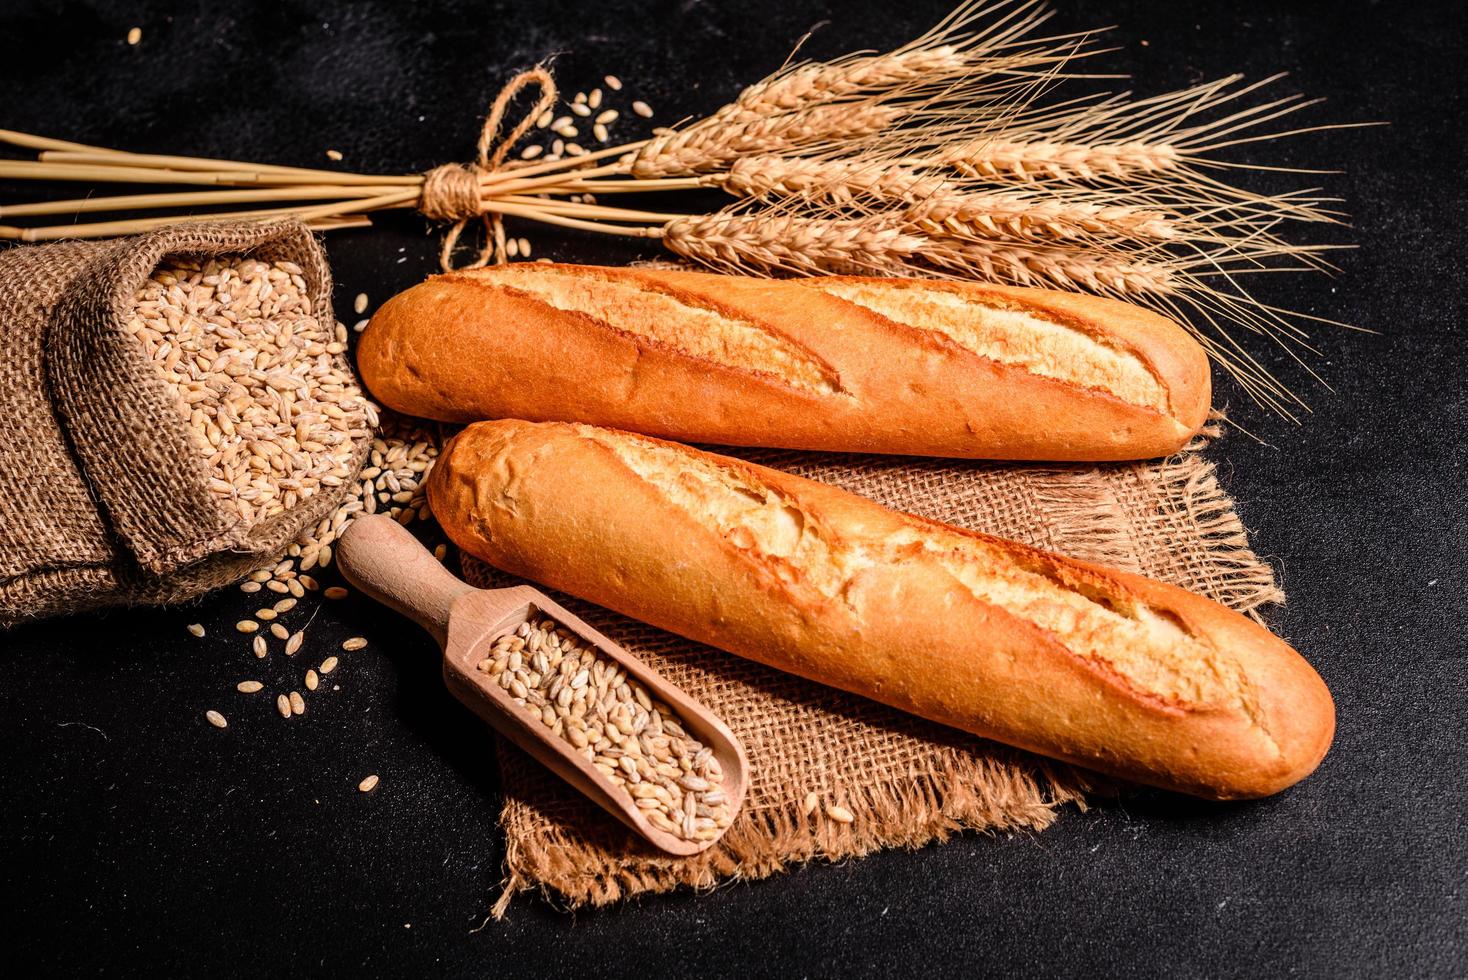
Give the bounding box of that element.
[0,0,1359,414]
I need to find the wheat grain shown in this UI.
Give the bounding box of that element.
[358,774,379,792]
[205,710,228,729]
[237,681,264,693]
[187,623,205,638]
[826,804,855,824]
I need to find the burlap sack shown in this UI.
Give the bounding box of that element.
[0,220,366,625]
[465,426,1285,913]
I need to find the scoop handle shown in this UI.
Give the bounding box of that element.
[336,515,473,648]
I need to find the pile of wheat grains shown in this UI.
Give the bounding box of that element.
[128,263,445,743]
[479,617,733,842]
[128,257,373,525]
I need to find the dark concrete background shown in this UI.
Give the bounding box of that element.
[1,1,1463,975]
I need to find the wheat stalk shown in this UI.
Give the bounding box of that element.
[0,1,1360,415]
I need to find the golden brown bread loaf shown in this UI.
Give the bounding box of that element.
[360,264,1211,461]
[428,419,1334,800]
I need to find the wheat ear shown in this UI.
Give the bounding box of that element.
[631,104,903,177]
[714,155,1182,243]
[660,213,928,276]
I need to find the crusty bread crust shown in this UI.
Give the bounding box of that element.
[429,419,1333,800]
[360,264,1211,461]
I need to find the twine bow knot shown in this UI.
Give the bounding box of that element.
[420,67,557,270]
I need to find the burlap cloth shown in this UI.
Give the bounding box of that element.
[462,423,1284,914]
[0,220,367,625]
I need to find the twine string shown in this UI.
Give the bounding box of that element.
[421,66,557,270]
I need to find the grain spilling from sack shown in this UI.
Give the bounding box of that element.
[478,616,733,842]
[127,258,372,528]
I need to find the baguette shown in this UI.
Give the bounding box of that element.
[360,264,1210,461]
[428,419,1334,800]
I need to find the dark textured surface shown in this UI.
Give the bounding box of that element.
[1,1,1464,976]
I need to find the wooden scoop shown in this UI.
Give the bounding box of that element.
[337,515,748,856]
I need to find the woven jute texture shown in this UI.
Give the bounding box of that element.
[463,426,1284,913]
[0,220,366,625]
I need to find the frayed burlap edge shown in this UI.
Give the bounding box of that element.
[491,753,1092,917]
[485,418,1283,915]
